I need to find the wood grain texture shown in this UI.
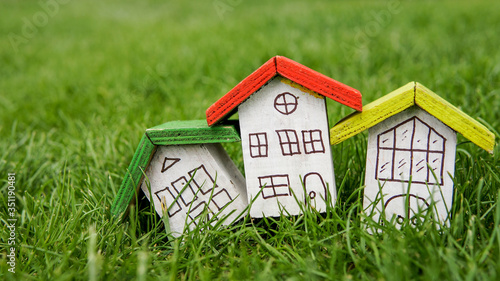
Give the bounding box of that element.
[275,56,362,111]
[111,133,156,217]
[330,82,415,145]
[147,119,241,145]
[415,83,495,153]
[206,57,276,126]
[206,56,362,126]
[330,82,495,153]
[111,120,241,218]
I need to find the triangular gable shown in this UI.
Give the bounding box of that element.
[206,56,362,126]
[111,120,241,217]
[330,82,495,153]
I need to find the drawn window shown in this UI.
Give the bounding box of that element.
[170,176,198,207]
[258,174,291,199]
[375,116,446,185]
[276,129,301,156]
[154,187,182,217]
[274,92,298,115]
[188,165,218,195]
[249,132,268,158]
[302,130,325,154]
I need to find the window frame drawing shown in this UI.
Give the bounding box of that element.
[258,174,291,199]
[274,92,298,115]
[154,187,182,217]
[188,164,218,195]
[276,129,301,156]
[375,116,446,185]
[302,129,326,154]
[170,176,198,207]
[211,189,233,211]
[248,132,269,158]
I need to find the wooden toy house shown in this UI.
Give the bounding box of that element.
[330,82,495,227]
[206,56,362,218]
[111,120,247,237]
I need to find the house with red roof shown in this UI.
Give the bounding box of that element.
[206,56,362,217]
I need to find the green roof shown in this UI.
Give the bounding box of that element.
[110,120,241,217]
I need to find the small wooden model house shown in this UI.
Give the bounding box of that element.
[330,82,495,227]
[206,56,362,217]
[111,120,247,237]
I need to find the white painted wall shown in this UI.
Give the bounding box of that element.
[363,107,457,228]
[140,143,247,237]
[238,77,336,217]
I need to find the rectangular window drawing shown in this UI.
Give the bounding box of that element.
[375,116,446,185]
[210,189,233,211]
[188,165,218,195]
[249,132,268,158]
[302,129,325,154]
[376,149,393,180]
[154,187,182,217]
[427,152,444,184]
[171,176,197,207]
[187,201,211,226]
[276,130,301,156]
[258,174,291,199]
[394,150,411,181]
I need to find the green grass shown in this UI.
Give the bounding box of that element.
[1,0,500,279]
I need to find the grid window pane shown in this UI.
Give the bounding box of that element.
[249,132,268,158]
[375,116,446,186]
[302,130,325,154]
[258,174,291,199]
[276,130,301,156]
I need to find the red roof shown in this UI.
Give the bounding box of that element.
[206,56,362,126]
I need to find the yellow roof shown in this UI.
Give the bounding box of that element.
[330,82,495,153]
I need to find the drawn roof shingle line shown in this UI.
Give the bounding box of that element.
[206,56,362,126]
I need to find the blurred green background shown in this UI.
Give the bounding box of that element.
[1,0,499,279]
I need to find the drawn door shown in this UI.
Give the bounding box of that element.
[384,194,430,226]
[303,172,328,206]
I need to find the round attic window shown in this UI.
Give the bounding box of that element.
[274,92,298,115]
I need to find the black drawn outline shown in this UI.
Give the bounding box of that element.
[302,130,326,154]
[188,164,219,195]
[258,174,291,199]
[170,176,197,207]
[153,161,237,224]
[276,129,301,156]
[249,132,268,158]
[161,156,181,173]
[375,116,446,185]
[154,187,182,217]
[384,193,430,225]
[303,172,328,205]
[211,189,233,211]
[274,92,298,115]
[187,201,211,226]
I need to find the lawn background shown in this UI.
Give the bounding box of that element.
[1,0,500,280]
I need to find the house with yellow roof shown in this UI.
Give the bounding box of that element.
[330,82,495,227]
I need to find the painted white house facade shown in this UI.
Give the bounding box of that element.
[141,143,247,236]
[238,77,336,217]
[364,107,457,226]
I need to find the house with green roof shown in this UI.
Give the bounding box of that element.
[111,120,247,237]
